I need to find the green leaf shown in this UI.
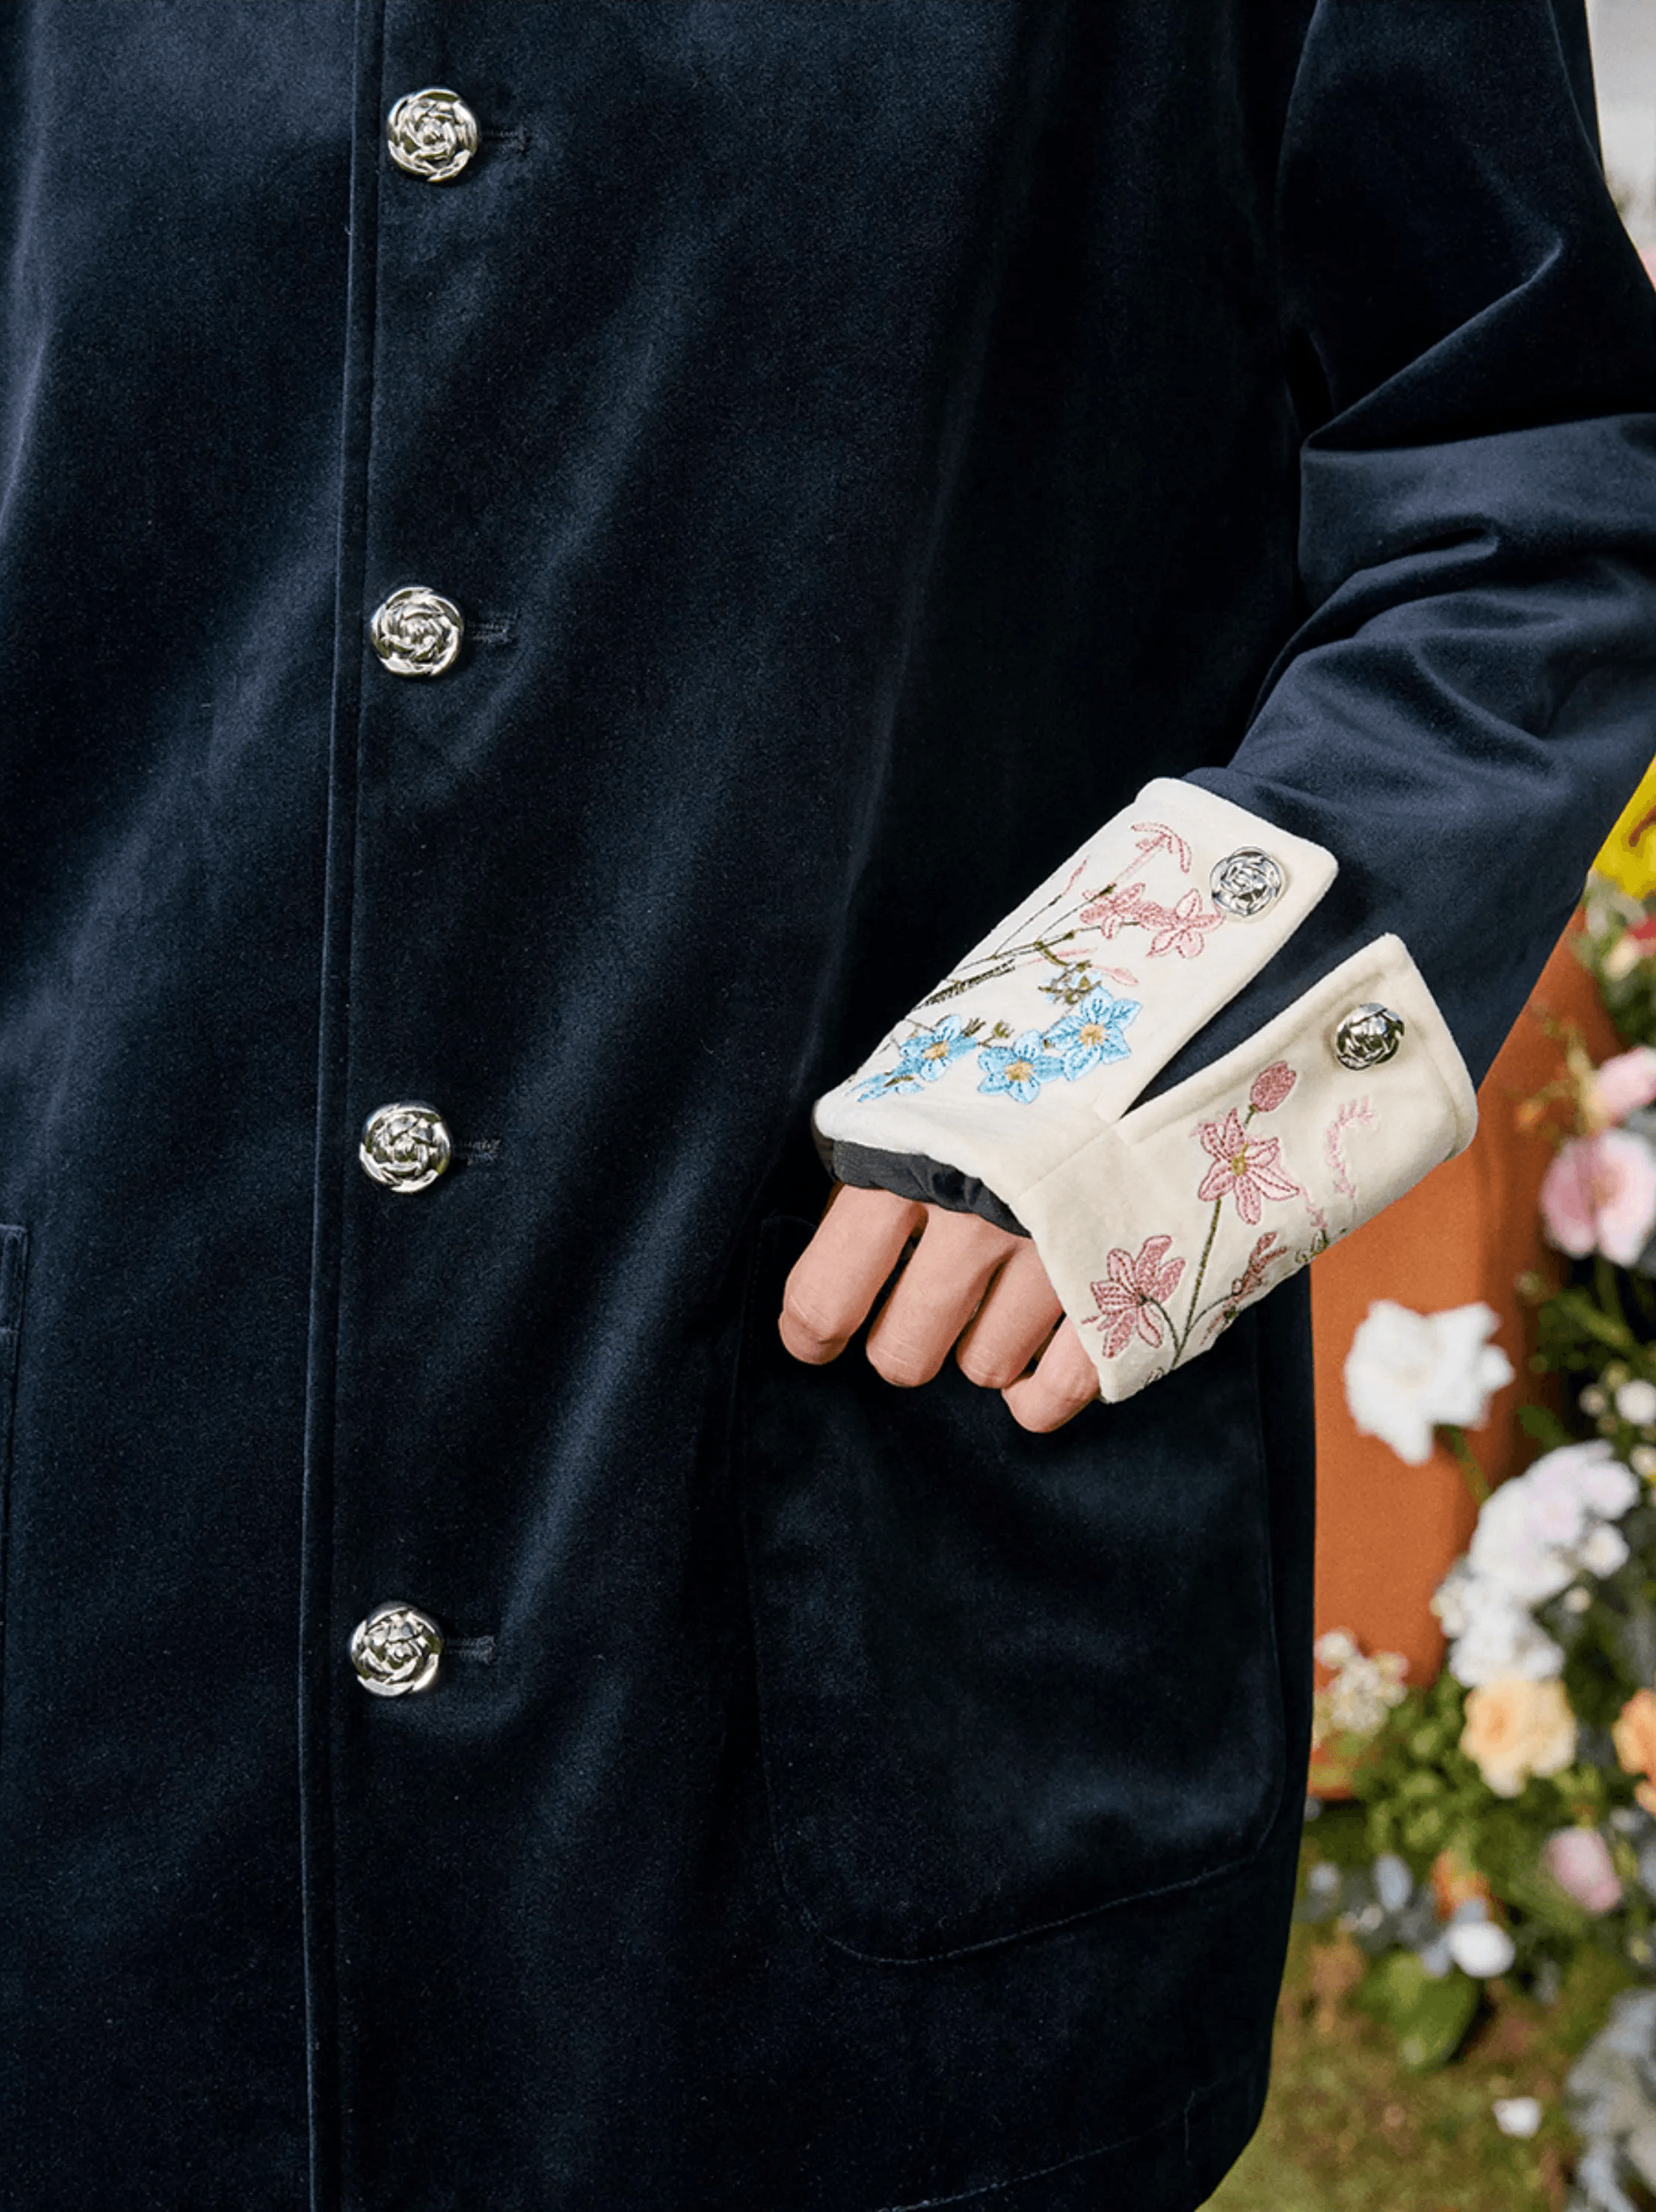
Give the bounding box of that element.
[1357,1953,1481,2072]
[1517,1403,1572,1451]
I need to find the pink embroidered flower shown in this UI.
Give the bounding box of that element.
[1089,1235,1187,1358]
[1324,1098,1375,1203]
[1229,1231,1285,1302]
[1079,882,1150,938]
[1540,1130,1656,1266]
[1202,1232,1289,1346]
[1129,821,1192,872]
[1196,1110,1302,1225]
[1146,888,1223,960]
[1249,1062,1298,1115]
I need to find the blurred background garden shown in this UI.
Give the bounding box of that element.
[1201,9,1656,2206]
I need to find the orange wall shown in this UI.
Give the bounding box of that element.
[1309,928,1622,1718]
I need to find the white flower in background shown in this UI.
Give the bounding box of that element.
[1492,2096,1543,2140]
[1438,1446,1641,1688]
[1446,1915,1518,1978]
[1432,1560,1500,1642]
[1541,1440,1642,1522]
[1343,1300,1514,1466]
[1580,1523,1632,1579]
[1434,1562,1566,1685]
[1618,1378,1656,1429]
[1437,1437,1645,1682]
[1372,1853,1412,1915]
[1311,1630,1408,1750]
[1444,1600,1566,1688]
[1469,1482,1581,1604]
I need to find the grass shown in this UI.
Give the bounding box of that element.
[1202,1807,1645,2211]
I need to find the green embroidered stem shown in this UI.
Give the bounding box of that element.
[1146,1298,1181,1349]
[1175,1200,1226,1358]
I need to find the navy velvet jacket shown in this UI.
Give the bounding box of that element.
[2,5,1655,2209]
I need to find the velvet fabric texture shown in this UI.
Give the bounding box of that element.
[1,5,1655,2208]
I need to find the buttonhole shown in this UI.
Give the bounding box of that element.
[456,1138,501,1167]
[469,616,516,648]
[481,129,530,157]
[447,1634,496,1665]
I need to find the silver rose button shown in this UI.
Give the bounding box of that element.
[350,1603,444,1697]
[387,88,480,182]
[1333,1003,1406,1071]
[360,1101,453,1192]
[370,587,464,678]
[1210,849,1284,918]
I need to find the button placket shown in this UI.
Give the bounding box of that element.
[347,76,490,1710]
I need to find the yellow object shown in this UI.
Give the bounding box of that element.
[1595,755,1656,897]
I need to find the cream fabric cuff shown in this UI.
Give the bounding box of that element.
[813,781,1478,1403]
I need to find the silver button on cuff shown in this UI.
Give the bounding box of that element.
[387,88,480,181]
[370,587,464,678]
[360,1101,453,1192]
[1210,848,1284,918]
[351,1603,444,1697]
[1333,1003,1406,1071]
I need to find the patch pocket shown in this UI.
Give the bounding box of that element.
[739,1212,1287,1962]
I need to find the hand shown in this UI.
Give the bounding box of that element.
[777,1183,1100,1432]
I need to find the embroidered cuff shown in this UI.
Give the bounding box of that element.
[813,782,1478,1403]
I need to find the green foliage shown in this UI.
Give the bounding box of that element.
[1355,1951,1482,2072]
[1355,1674,1486,1869]
[1578,888,1656,1049]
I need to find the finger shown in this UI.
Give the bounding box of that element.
[778,1184,923,1364]
[1001,1319,1101,1433]
[864,1207,1022,1388]
[953,1239,1064,1390]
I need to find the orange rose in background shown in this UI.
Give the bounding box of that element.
[1430,1847,1495,1922]
[1613,1688,1656,1815]
[1460,1677,1578,1799]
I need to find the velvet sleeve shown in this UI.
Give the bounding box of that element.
[813,0,1656,1404]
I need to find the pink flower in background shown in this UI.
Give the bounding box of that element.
[1540,1129,1656,1266]
[1541,1827,1623,1917]
[1196,1109,1301,1225]
[1589,1046,1656,1126]
[1146,888,1223,960]
[1249,1062,1298,1115]
[1089,1234,1186,1357]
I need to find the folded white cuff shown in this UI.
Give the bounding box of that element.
[814,780,1476,1403]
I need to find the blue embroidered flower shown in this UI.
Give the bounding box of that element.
[858,1017,973,1097]
[978,1031,1066,1103]
[1045,992,1141,1079]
